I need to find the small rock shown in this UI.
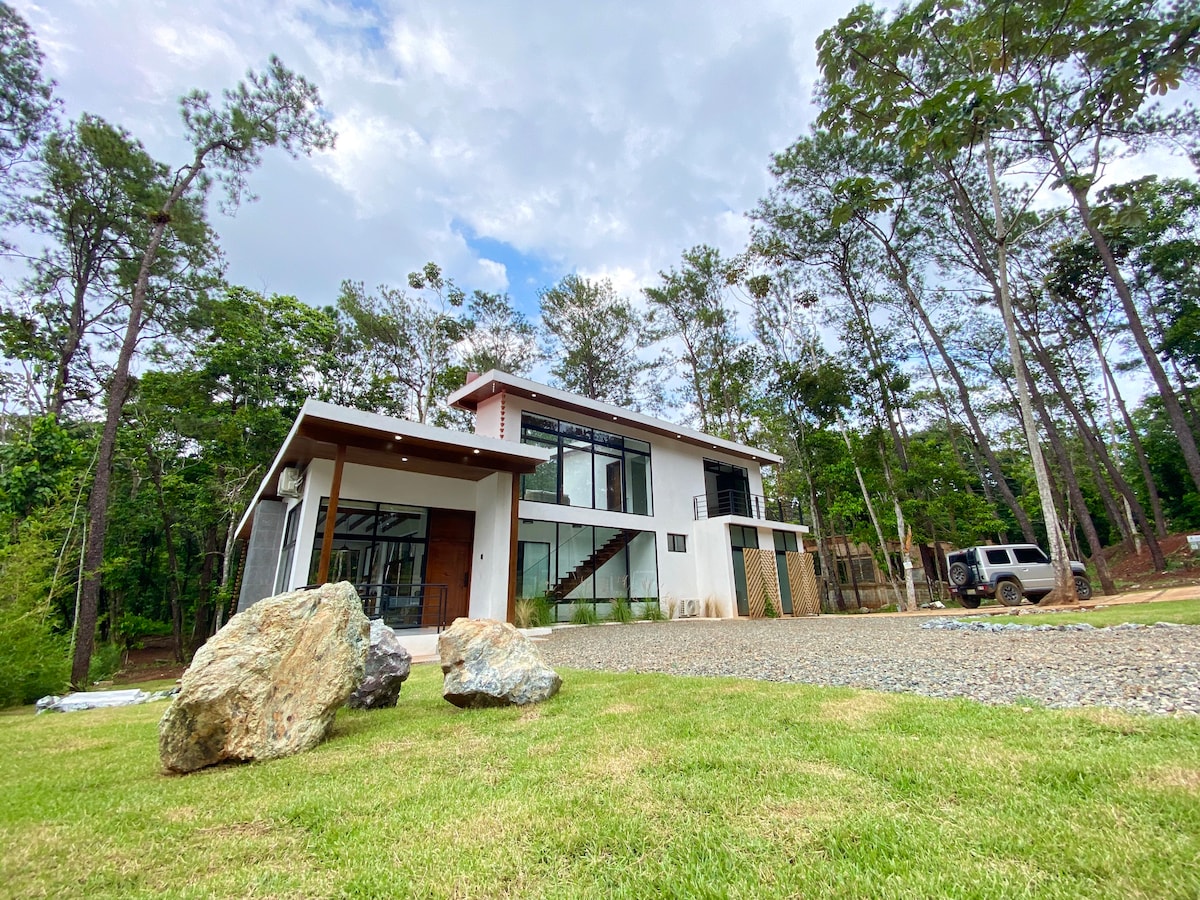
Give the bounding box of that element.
[439,618,562,708]
[347,620,412,710]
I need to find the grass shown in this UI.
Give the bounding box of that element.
[986,598,1200,628]
[2,668,1199,899]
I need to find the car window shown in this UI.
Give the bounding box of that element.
[1013,547,1049,564]
[985,548,1010,565]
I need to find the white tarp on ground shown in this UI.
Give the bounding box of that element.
[36,688,178,713]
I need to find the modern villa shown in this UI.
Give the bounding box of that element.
[234,370,816,632]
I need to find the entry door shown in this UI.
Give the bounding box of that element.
[423,509,475,626]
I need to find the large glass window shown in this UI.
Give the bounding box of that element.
[519,413,653,515]
[516,520,659,621]
[307,499,429,590]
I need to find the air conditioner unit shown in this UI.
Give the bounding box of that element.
[278,466,304,498]
[681,598,701,618]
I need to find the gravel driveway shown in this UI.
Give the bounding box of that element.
[537,616,1200,716]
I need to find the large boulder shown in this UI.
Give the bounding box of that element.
[159,582,370,773]
[438,618,562,708]
[347,620,412,710]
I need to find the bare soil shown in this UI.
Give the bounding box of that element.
[113,635,187,684]
[1106,532,1200,588]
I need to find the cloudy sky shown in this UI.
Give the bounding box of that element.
[13,0,860,320]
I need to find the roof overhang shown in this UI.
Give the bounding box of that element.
[447,370,784,465]
[234,400,551,540]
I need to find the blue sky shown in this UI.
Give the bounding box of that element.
[10,0,846,324]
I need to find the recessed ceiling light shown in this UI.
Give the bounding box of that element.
[393,435,403,440]
[401,457,408,462]
[473,449,480,454]
[531,393,537,398]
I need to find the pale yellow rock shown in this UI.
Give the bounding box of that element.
[159,582,369,773]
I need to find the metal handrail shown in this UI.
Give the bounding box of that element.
[692,490,804,524]
[305,582,450,632]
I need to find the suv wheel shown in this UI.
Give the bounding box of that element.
[960,596,981,609]
[996,579,1023,606]
[1074,575,1093,601]
[948,561,970,586]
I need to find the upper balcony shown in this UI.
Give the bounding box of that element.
[693,490,804,524]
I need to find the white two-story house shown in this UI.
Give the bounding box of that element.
[234,370,815,633]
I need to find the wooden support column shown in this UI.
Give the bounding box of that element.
[316,444,346,584]
[506,471,520,623]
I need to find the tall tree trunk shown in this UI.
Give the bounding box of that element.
[1017,319,1166,570]
[69,144,208,687]
[838,424,905,609]
[1042,145,1200,494]
[838,521,863,609]
[982,135,1075,604]
[1027,379,1116,594]
[871,232,1037,542]
[1069,311,1169,539]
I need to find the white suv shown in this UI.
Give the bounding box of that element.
[946,544,1092,608]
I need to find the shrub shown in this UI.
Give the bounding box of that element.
[116,613,172,648]
[608,596,633,623]
[515,595,553,628]
[0,613,69,706]
[640,600,665,621]
[87,642,123,683]
[570,602,598,625]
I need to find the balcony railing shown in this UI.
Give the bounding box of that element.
[305,582,450,631]
[693,490,804,524]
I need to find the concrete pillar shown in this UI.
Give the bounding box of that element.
[236,500,287,613]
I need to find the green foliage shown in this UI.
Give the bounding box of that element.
[0,415,83,522]
[608,596,633,624]
[514,595,553,629]
[640,600,665,621]
[179,54,335,211]
[763,596,780,618]
[0,514,72,706]
[539,274,658,409]
[115,614,171,648]
[569,602,598,625]
[0,2,56,173]
[86,642,122,684]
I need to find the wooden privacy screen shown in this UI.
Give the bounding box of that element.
[742,548,782,618]
[743,548,821,618]
[786,551,820,617]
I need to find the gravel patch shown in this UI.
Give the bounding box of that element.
[537,617,1200,717]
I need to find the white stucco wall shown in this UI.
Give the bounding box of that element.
[278,459,511,615]
[469,472,513,619]
[499,394,797,615]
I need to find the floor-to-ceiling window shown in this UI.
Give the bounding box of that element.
[307,499,429,625]
[520,413,653,515]
[704,459,751,517]
[516,520,659,620]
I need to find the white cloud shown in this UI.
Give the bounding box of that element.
[474,258,508,291]
[19,0,1188,342]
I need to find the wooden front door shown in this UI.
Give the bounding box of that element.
[423,509,475,626]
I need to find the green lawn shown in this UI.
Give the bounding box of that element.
[2,666,1198,899]
[987,598,1200,628]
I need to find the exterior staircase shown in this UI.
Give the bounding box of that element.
[549,529,639,600]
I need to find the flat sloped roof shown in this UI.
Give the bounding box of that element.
[447,370,783,465]
[234,400,551,539]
